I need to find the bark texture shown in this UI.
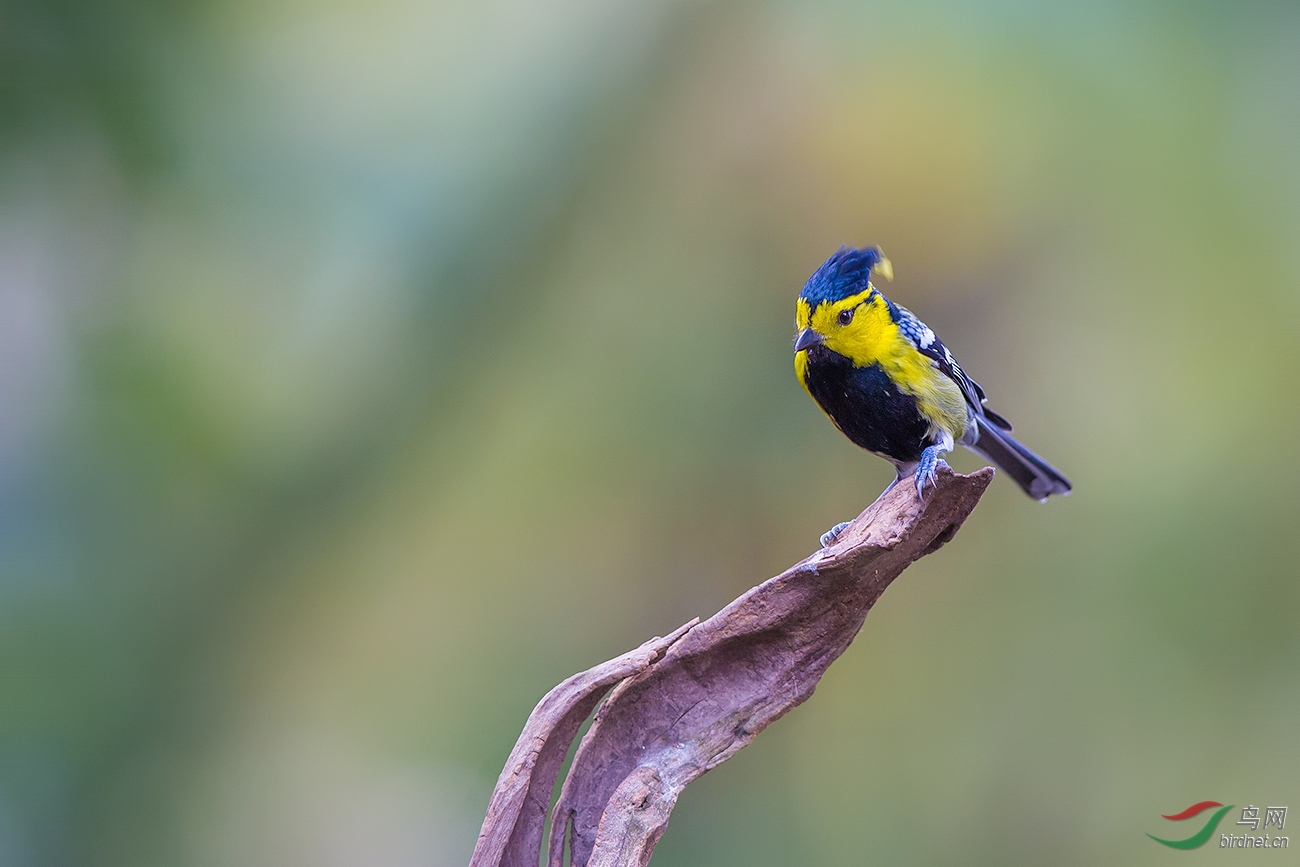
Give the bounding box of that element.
[470,465,993,867]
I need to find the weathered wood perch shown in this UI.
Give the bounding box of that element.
[470,466,993,867]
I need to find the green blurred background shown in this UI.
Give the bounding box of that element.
[2,0,1298,864]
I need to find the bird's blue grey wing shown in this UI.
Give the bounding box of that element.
[891,302,1013,430]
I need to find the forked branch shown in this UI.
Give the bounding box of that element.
[470,466,993,867]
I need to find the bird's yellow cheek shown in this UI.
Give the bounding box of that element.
[794,350,811,395]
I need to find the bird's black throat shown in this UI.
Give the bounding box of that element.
[802,345,932,463]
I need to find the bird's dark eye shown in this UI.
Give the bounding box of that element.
[837,307,855,326]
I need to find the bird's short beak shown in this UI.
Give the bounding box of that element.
[793,328,824,353]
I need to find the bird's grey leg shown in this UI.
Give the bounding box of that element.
[914,430,955,497]
[819,521,852,548]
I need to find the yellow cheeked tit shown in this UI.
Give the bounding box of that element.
[794,246,1070,537]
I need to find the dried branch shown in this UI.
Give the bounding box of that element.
[470,466,993,867]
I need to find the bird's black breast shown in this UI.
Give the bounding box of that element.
[802,346,932,463]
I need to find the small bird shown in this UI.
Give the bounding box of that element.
[794,246,1070,541]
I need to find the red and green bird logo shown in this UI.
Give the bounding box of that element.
[1147,801,1234,849]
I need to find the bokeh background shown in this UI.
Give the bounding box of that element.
[3,0,1299,864]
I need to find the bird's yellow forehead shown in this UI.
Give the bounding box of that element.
[798,288,874,334]
[796,297,813,329]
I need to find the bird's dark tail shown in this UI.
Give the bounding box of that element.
[967,419,1072,502]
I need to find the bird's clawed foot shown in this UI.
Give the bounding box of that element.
[914,446,949,497]
[820,521,852,548]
